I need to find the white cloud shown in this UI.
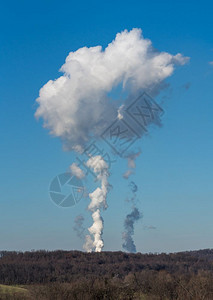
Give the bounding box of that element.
[35,28,189,152]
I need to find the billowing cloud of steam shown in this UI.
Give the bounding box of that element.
[122,207,142,253]
[73,215,85,239]
[35,28,189,253]
[35,28,189,152]
[83,156,109,252]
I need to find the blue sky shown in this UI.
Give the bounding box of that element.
[0,0,213,253]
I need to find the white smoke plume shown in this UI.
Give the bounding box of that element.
[73,215,85,239]
[35,28,189,152]
[83,156,109,252]
[70,163,85,179]
[88,209,104,252]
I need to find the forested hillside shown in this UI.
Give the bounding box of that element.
[0,249,213,299]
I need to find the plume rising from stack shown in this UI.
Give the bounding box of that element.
[122,207,142,253]
[35,28,189,252]
[83,156,109,252]
[122,180,142,252]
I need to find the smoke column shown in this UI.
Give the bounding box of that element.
[35,28,189,252]
[122,151,142,252]
[122,207,142,253]
[83,155,109,252]
[122,181,142,252]
[73,215,85,239]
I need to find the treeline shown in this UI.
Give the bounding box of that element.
[0,250,213,299]
[0,249,212,285]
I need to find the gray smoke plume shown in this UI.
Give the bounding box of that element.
[129,181,138,194]
[122,207,142,253]
[126,181,138,203]
[122,179,142,252]
[73,215,85,239]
